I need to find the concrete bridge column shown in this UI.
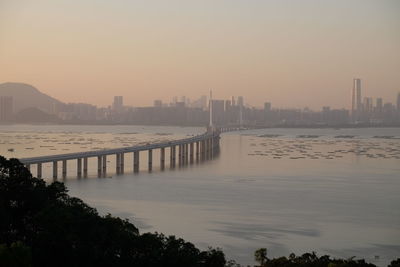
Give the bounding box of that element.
[116,154,121,174]
[160,147,165,170]
[200,140,205,160]
[148,149,153,171]
[173,146,177,166]
[183,144,187,164]
[207,138,211,159]
[204,139,208,159]
[178,144,183,166]
[196,141,200,161]
[120,153,124,174]
[37,163,42,178]
[26,164,31,172]
[77,158,82,178]
[133,151,139,173]
[169,146,174,168]
[208,138,211,158]
[102,156,107,176]
[185,143,189,164]
[53,161,58,179]
[83,158,88,177]
[97,156,102,176]
[62,160,67,178]
[209,138,213,159]
[181,144,185,165]
[190,142,194,163]
[170,146,176,168]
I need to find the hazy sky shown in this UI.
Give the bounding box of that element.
[0,0,399,109]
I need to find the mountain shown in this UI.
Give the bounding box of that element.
[0,82,63,114]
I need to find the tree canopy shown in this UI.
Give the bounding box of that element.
[0,156,226,267]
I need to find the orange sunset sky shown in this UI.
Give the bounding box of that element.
[0,0,399,109]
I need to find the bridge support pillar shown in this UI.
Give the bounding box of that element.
[206,139,209,159]
[37,163,42,178]
[116,154,121,174]
[62,160,67,178]
[97,156,102,176]
[196,141,200,161]
[200,140,205,160]
[133,151,139,173]
[26,164,30,172]
[53,161,58,179]
[183,144,186,165]
[190,142,194,163]
[83,158,88,177]
[148,149,153,172]
[102,156,107,176]
[77,158,82,178]
[120,153,124,174]
[170,146,175,168]
[178,145,182,166]
[160,147,165,170]
[209,138,213,159]
[185,143,189,164]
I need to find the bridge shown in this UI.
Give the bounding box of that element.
[20,128,229,179]
[20,89,251,179]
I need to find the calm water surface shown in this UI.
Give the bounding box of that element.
[1,125,399,266]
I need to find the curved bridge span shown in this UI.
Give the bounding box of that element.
[20,129,222,179]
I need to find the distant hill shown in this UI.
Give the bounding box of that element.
[0,82,63,114]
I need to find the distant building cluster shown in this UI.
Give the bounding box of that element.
[1,79,400,126]
[350,78,399,124]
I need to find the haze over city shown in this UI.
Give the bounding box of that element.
[1,0,399,109]
[1,1,400,267]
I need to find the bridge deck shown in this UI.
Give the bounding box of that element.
[20,132,217,165]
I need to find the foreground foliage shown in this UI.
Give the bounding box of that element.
[0,156,225,267]
[253,248,400,267]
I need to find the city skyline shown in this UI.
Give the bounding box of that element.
[1,80,399,126]
[1,0,399,109]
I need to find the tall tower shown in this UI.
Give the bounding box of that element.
[209,90,213,128]
[351,78,362,121]
[397,92,400,111]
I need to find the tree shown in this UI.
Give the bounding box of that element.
[255,248,268,266]
[388,259,400,267]
[0,242,32,267]
[0,156,226,267]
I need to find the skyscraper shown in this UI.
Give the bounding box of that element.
[376,98,383,114]
[397,92,400,111]
[113,96,123,112]
[264,102,271,112]
[237,96,244,108]
[351,78,362,121]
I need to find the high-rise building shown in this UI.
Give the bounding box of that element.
[376,98,383,114]
[237,96,244,107]
[154,100,162,107]
[211,100,225,125]
[397,92,400,111]
[264,102,271,112]
[113,96,123,112]
[225,100,232,112]
[363,97,373,113]
[351,78,362,121]
[0,96,13,122]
